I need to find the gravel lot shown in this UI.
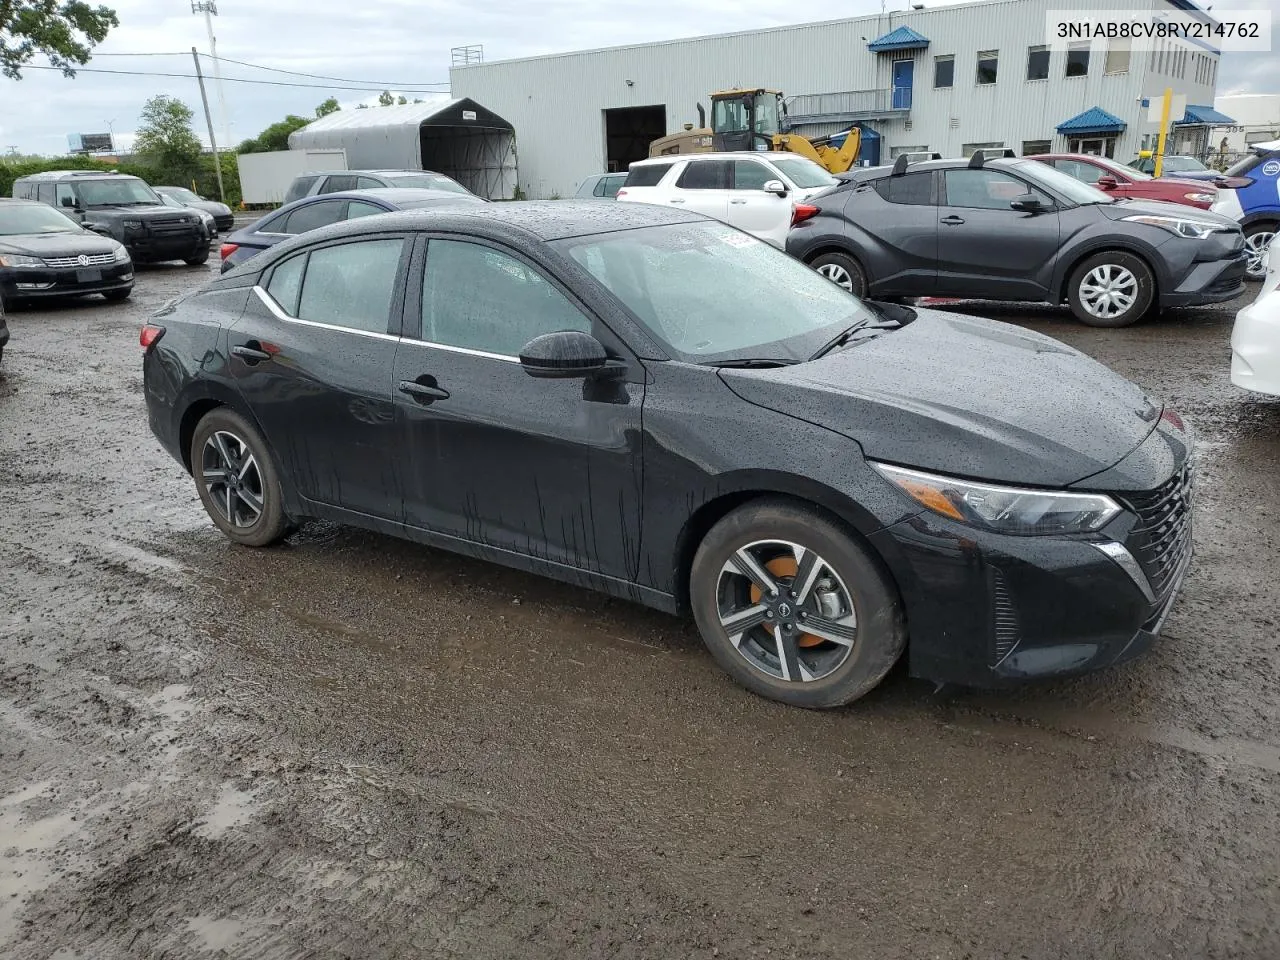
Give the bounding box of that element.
[1,263,1277,959]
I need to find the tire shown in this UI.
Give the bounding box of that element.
[1244,223,1277,281]
[185,249,211,266]
[190,408,287,547]
[102,287,132,302]
[1066,250,1155,328]
[689,499,906,709]
[809,251,868,298]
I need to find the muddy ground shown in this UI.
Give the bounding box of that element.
[1,261,1277,960]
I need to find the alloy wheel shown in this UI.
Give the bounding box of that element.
[1245,231,1275,280]
[817,263,854,292]
[201,430,264,528]
[715,539,858,683]
[1079,264,1138,320]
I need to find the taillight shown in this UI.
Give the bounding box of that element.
[791,203,820,227]
[616,189,629,198]
[140,324,166,350]
[219,243,238,260]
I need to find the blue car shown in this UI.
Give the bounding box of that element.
[220,187,484,273]
[1211,140,1280,279]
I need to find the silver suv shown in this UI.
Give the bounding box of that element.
[283,169,473,204]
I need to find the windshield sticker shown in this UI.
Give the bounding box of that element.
[720,232,755,248]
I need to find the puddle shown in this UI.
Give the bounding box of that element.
[193,783,261,840]
[0,785,83,943]
[186,914,253,952]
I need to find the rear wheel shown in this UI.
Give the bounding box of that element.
[190,408,287,547]
[690,499,906,709]
[809,251,868,298]
[1067,251,1154,327]
[1244,223,1276,280]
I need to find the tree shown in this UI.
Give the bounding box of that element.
[397,95,407,105]
[237,115,309,154]
[377,90,395,107]
[315,97,340,118]
[133,95,202,181]
[1,0,119,79]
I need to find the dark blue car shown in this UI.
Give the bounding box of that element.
[220,188,484,273]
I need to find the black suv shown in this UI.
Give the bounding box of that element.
[787,154,1247,327]
[13,171,208,266]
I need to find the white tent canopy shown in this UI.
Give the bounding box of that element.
[288,97,517,200]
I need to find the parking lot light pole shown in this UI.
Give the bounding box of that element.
[192,47,227,204]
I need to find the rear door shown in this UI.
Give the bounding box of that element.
[670,159,731,222]
[227,234,410,520]
[726,158,792,246]
[857,171,938,295]
[936,167,1060,299]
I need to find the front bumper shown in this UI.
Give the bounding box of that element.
[125,230,206,263]
[0,263,134,299]
[214,214,235,232]
[1161,252,1249,307]
[1231,288,1280,396]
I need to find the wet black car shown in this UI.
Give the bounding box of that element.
[143,202,1192,708]
[0,199,133,303]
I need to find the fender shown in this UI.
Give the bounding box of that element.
[1052,236,1166,302]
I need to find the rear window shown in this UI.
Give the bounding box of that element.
[284,176,320,204]
[384,174,472,195]
[623,164,673,188]
[875,172,934,205]
[596,175,624,198]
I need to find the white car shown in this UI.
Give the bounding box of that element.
[616,152,837,248]
[1231,232,1280,396]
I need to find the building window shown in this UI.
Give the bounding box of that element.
[1105,39,1130,74]
[1065,42,1090,77]
[961,140,1004,158]
[889,145,930,158]
[1026,45,1049,81]
[934,55,954,88]
[1068,136,1116,159]
[1022,139,1052,156]
[976,50,998,85]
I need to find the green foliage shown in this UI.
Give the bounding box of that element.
[1,0,119,79]
[0,152,242,210]
[315,97,340,118]
[377,90,395,106]
[237,115,309,154]
[133,95,203,184]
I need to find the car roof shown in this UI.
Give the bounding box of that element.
[15,170,141,182]
[0,197,47,206]
[278,187,481,209]
[629,152,795,165]
[843,156,1031,179]
[296,169,445,178]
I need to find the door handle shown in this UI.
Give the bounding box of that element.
[940,216,966,226]
[729,198,747,204]
[231,343,272,363]
[398,380,450,405]
[668,198,686,204]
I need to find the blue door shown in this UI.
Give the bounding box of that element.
[892,60,914,110]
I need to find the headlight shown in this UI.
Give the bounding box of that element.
[0,254,45,267]
[872,463,1122,536]
[1121,214,1222,239]
[1184,193,1215,204]
[122,219,142,230]
[112,244,130,262]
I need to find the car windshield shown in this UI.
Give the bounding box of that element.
[556,222,868,363]
[385,174,472,195]
[1092,157,1149,181]
[76,178,161,207]
[1016,160,1113,204]
[1162,156,1208,172]
[161,187,202,202]
[0,203,81,236]
[769,157,838,189]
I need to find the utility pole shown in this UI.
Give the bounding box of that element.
[191,1,231,151]
[192,47,227,204]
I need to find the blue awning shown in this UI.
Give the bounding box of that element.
[1174,104,1236,126]
[1056,106,1127,135]
[866,26,929,53]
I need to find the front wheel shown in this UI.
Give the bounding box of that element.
[809,251,868,298]
[190,408,287,547]
[185,249,211,266]
[1067,251,1155,327]
[1244,223,1276,280]
[690,499,906,709]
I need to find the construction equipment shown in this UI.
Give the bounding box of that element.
[648,88,862,174]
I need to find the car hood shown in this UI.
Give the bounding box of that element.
[0,232,118,257]
[719,308,1163,490]
[87,204,195,219]
[1098,198,1238,227]
[188,199,232,216]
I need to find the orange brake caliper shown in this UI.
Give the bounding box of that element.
[748,556,824,647]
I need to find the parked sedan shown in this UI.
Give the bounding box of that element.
[154,186,235,233]
[1128,154,1217,179]
[158,192,216,240]
[575,173,626,199]
[788,155,1247,327]
[144,201,1193,709]
[0,198,133,303]
[219,188,484,272]
[1231,232,1280,395]
[1034,153,1217,209]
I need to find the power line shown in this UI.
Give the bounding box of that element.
[11,62,450,93]
[209,54,450,87]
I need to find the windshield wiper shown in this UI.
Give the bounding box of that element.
[807,316,876,360]
[704,358,797,369]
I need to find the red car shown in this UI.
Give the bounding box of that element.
[1033,153,1218,209]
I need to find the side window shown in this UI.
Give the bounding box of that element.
[265,254,307,316]
[37,183,56,205]
[421,239,591,357]
[281,200,346,235]
[345,200,387,220]
[320,175,357,194]
[354,176,383,190]
[875,172,934,205]
[599,176,623,199]
[944,170,1046,210]
[676,160,731,190]
[1056,159,1103,184]
[622,163,673,187]
[732,161,775,190]
[592,177,608,197]
[284,175,319,203]
[297,238,406,334]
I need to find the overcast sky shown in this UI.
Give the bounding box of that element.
[0,0,1273,155]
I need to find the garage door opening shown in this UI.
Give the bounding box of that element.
[418,100,516,200]
[604,105,667,172]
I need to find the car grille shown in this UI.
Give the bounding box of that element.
[149,216,196,236]
[43,253,115,267]
[1121,464,1194,612]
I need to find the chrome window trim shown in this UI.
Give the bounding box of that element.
[1092,541,1156,604]
[252,285,400,343]
[398,336,520,364]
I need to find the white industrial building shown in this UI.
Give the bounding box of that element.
[450,0,1229,199]
[1211,94,1280,156]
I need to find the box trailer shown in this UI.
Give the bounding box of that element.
[237,149,348,205]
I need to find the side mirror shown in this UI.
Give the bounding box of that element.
[1096,176,1118,191]
[1009,194,1045,213]
[762,179,788,197]
[59,195,75,208]
[519,330,612,379]
[86,224,112,236]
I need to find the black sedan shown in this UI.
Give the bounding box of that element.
[0,199,133,303]
[144,202,1192,708]
[154,186,235,233]
[788,154,1247,327]
[220,187,484,272]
